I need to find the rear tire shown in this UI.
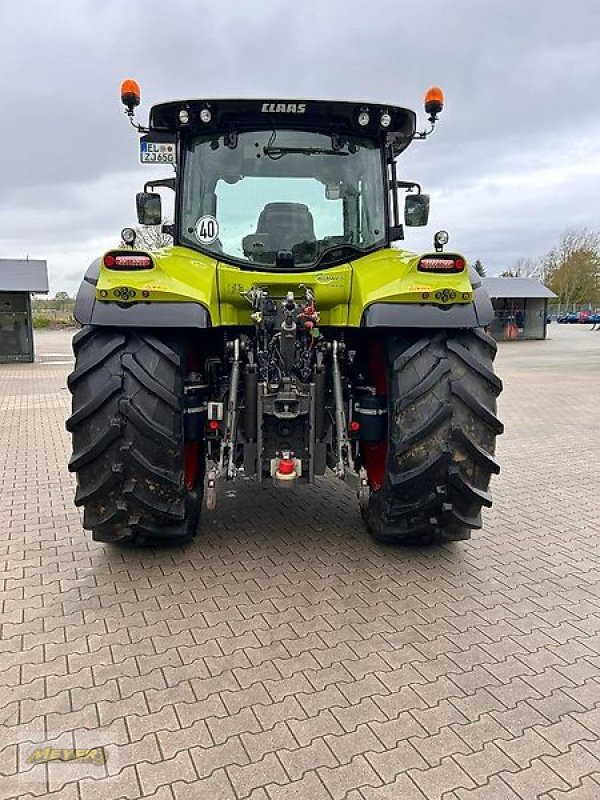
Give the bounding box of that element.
[363,328,503,544]
[67,327,203,545]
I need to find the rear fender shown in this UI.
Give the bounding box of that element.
[352,249,493,328]
[363,268,494,328]
[74,259,211,328]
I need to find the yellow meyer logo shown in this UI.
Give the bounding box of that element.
[27,747,107,766]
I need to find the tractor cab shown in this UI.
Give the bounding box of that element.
[123,89,443,271]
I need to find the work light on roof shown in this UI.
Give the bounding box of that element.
[357,109,370,127]
[200,108,212,123]
[178,108,190,124]
[380,111,392,128]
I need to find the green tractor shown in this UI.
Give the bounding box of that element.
[67,80,502,546]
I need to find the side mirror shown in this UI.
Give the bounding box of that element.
[136,192,162,226]
[405,194,430,227]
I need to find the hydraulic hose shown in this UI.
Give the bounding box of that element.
[226,338,241,479]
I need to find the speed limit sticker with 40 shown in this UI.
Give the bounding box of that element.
[195,215,219,244]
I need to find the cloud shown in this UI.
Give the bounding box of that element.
[1,0,599,292]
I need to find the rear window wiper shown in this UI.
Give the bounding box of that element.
[263,146,349,159]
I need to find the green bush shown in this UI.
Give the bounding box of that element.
[32,311,76,329]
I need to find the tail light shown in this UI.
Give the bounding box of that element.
[277,457,296,475]
[104,251,153,270]
[418,255,465,273]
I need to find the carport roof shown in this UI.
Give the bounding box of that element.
[482,277,556,299]
[0,259,49,293]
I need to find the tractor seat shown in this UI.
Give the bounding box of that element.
[255,202,316,252]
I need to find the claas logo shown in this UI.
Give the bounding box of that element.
[261,102,306,113]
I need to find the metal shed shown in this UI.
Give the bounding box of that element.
[482,277,556,341]
[0,259,49,362]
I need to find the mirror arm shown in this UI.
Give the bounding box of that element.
[396,180,422,194]
[144,178,176,193]
[389,225,404,242]
[389,160,400,227]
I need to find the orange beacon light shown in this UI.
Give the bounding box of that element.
[120,79,141,115]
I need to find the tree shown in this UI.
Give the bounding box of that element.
[121,225,173,250]
[544,228,600,310]
[53,291,72,311]
[500,257,542,279]
[472,259,486,277]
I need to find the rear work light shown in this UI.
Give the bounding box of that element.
[103,252,154,270]
[418,255,465,273]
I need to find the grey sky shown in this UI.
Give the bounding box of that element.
[1,0,599,293]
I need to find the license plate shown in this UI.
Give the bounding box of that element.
[140,141,175,164]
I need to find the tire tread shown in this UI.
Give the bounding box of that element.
[364,329,502,544]
[67,326,202,545]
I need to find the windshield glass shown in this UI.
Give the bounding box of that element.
[181,129,385,267]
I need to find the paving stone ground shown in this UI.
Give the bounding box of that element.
[1,324,600,799]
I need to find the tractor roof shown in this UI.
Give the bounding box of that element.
[149,98,417,155]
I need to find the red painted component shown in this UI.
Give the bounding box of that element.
[369,338,387,395]
[184,347,203,491]
[363,442,387,491]
[297,294,320,330]
[184,442,200,490]
[363,338,388,491]
[278,457,295,475]
[186,348,202,373]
